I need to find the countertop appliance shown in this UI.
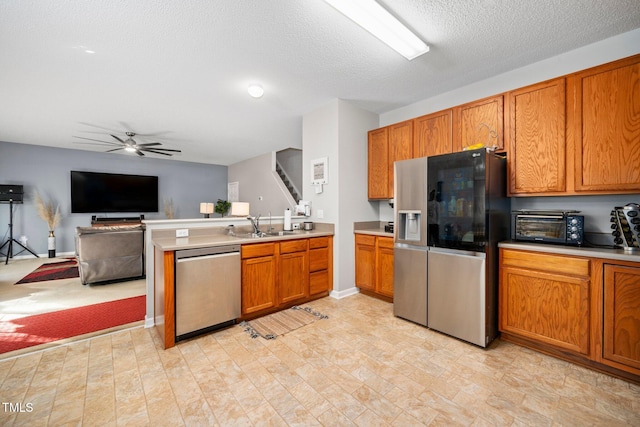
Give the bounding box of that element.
[393,157,428,327]
[426,149,510,347]
[175,244,241,341]
[610,203,640,251]
[512,210,584,245]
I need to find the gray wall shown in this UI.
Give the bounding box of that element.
[0,141,227,255]
[228,151,295,217]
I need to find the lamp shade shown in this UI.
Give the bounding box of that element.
[199,202,214,214]
[230,202,250,216]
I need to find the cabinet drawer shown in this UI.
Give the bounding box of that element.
[309,236,329,249]
[501,249,589,277]
[378,236,394,249]
[280,239,308,254]
[310,270,329,295]
[355,234,376,246]
[242,242,276,259]
[309,247,329,272]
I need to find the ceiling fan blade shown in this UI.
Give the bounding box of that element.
[142,147,182,153]
[135,150,145,157]
[105,147,124,152]
[77,122,122,133]
[142,149,173,156]
[135,142,162,147]
[110,134,125,143]
[73,136,121,146]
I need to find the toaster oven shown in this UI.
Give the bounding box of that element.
[512,210,584,246]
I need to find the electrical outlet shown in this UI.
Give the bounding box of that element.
[176,229,189,237]
[292,223,300,230]
[317,209,324,219]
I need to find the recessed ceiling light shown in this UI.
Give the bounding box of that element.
[247,84,264,98]
[323,0,429,60]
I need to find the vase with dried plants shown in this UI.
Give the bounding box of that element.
[164,198,175,219]
[34,191,61,258]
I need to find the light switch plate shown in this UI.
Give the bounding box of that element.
[176,229,189,237]
[317,209,324,219]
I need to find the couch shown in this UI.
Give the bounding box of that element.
[75,225,145,285]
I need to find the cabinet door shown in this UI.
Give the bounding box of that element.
[500,266,590,354]
[242,255,277,315]
[355,235,376,291]
[279,250,308,305]
[603,264,640,371]
[377,238,394,298]
[388,120,413,196]
[413,109,453,157]
[500,250,590,355]
[508,78,566,194]
[575,55,640,192]
[368,127,389,199]
[454,95,504,151]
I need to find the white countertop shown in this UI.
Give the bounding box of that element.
[354,228,394,237]
[498,241,640,263]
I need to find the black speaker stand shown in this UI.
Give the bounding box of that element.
[0,200,39,265]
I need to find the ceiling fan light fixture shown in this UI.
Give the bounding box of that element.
[247,84,264,98]
[124,146,137,153]
[323,0,429,60]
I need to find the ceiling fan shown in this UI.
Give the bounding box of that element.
[73,132,182,157]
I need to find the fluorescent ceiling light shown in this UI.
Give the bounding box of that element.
[323,0,429,60]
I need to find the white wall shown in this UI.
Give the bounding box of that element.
[303,99,379,296]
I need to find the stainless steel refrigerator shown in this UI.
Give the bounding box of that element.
[426,149,509,347]
[393,157,428,326]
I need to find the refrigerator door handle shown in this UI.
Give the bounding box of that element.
[428,246,486,259]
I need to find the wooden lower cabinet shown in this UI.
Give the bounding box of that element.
[500,247,640,383]
[241,243,277,315]
[278,240,308,305]
[602,264,640,372]
[500,249,590,355]
[309,237,332,296]
[355,234,394,300]
[377,237,394,298]
[241,236,332,319]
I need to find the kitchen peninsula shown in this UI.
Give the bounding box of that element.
[149,220,334,349]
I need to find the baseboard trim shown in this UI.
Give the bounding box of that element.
[330,287,359,299]
[144,316,154,328]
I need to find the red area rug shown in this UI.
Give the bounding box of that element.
[15,258,79,284]
[0,295,145,354]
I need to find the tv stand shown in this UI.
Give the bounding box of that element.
[91,215,145,227]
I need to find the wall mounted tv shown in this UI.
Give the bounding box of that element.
[70,171,159,213]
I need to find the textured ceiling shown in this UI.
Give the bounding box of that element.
[1,0,640,165]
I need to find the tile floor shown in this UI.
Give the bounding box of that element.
[1,294,639,426]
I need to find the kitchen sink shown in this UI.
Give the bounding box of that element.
[232,230,297,239]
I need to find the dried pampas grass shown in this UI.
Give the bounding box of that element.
[164,198,175,219]
[34,191,61,230]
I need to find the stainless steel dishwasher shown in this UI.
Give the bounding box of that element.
[175,244,241,341]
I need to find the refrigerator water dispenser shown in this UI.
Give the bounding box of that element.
[397,210,422,241]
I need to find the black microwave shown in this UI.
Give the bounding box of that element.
[512,210,584,246]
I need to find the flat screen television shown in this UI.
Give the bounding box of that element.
[71,171,158,213]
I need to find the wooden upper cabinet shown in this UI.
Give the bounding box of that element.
[574,55,640,192]
[413,109,453,157]
[388,120,413,196]
[454,95,504,152]
[508,78,566,195]
[368,127,389,199]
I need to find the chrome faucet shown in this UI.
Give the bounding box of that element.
[247,214,261,235]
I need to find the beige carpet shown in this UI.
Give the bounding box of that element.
[241,305,328,339]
